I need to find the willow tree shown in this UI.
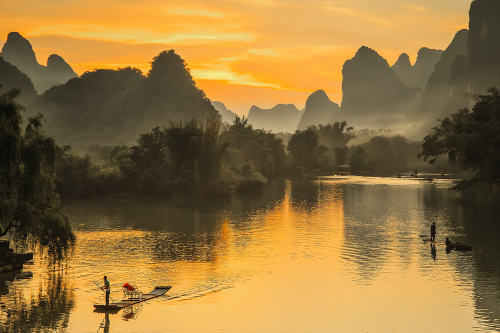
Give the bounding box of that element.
[0,89,74,257]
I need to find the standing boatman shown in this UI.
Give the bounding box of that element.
[430,222,436,242]
[103,275,111,306]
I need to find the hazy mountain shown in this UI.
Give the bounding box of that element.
[212,101,238,124]
[468,0,500,92]
[0,56,37,103]
[32,50,218,148]
[247,103,301,133]
[412,48,443,88]
[46,54,78,86]
[1,32,77,93]
[392,48,442,90]
[420,29,469,116]
[341,46,418,120]
[297,90,340,130]
[392,53,412,87]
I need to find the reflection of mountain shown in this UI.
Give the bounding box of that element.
[421,185,500,331]
[1,32,77,93]
[1,272,74,332]
[247,104,302,133]
[444,202,500,331]
[341,183,426,281]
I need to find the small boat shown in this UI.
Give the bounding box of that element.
[94,286,172,312]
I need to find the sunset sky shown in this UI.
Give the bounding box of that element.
[1,0,471,114]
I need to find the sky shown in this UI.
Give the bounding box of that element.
[0,0,472,114]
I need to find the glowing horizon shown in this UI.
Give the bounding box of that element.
[1,0,471,114]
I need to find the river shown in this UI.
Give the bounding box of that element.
[1,176,500,332]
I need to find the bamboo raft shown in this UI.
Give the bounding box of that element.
[94,286,172,312]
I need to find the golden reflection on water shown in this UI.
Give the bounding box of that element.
[1,177,500,332]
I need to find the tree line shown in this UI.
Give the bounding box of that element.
[3,87,499,250]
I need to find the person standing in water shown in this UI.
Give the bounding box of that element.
[104,276,111,305]
[430,222,436,242]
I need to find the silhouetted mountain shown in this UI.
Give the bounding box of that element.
[468,0,500,91]
[33,67,144,146]
[1,32,77,93]
[119,50,218,133]
[392,48,442,91]
[212,101,238,124]
[46,54,78,85]
[0,56,37,103]
[341,46,418,120]
[32,50,218,148]
[297,90,340,130]
[412,48,443,89]
[248,103,301,133]
[420,30,469,116]
[392,53,412,86]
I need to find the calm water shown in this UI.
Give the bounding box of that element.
[1,177,500,332]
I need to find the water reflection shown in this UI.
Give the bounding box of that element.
[0,270,73,332]
[445,202,500,330]
[2,177,500,332]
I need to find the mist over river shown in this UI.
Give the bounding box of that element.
[1,177,500,332]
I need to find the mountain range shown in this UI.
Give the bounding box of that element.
[1,0,500,144]
[1,32,77,93]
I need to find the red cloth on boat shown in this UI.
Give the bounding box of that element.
[123,283,134,291]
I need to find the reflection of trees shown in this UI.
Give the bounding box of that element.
[0,271,33,297]
[422,185,500,330]
[0,271,74,332]
[341,184,421,281]
[444,202,500,331]
[290,180,321,212]
[65,180,286,232]
[64,181,287,264]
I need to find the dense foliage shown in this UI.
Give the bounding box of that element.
[421,88,500,188]
[54,116,287,197]
[0,89,74,256]
[287,122,355,174]
[349,136,422,174]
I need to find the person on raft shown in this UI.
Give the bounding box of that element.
[430,222,436,242]
[445,238,452,246]
[104,276,111,305]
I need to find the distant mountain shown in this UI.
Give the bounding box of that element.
[212,101,238,124]
[412,48,443,89]
[420,29,469,116]
[468,0,500,92]
[393,48,442,90]
[341,46,418,119]
[1,32,77,93]
[0,56,37,103]
[297,90,340,130]
[32,50,218,148]
[392,53,412,87]
[247,103,301,133]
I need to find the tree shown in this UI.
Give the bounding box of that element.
[221,117,286,180]
[421,88,500,189]
[0,89,74,256]
[287,128,324,171]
